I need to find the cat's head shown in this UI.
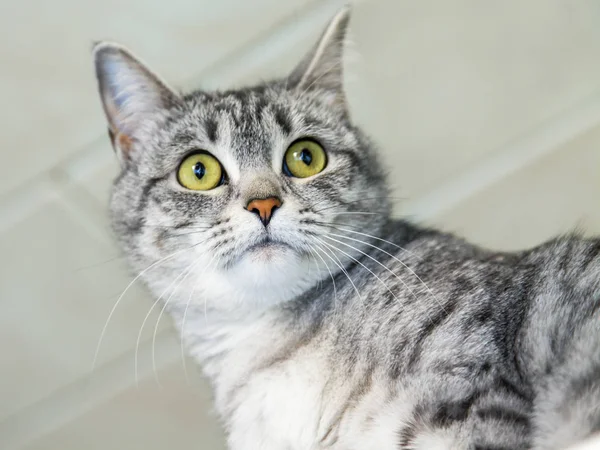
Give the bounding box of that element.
[94,7,390,315]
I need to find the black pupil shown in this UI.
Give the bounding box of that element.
[299,149,313,166]
[193,162,206,179]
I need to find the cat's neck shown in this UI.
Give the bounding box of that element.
[171,218,416,367]
[169,219,421,410]
[171,304,300,412]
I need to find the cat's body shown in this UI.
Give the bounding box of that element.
[171,223,600,450]
[93,7,600,449]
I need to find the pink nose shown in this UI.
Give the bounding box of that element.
[246,197,282,227]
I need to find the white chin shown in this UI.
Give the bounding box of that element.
[244,243,295,264]
[228,245,309,299]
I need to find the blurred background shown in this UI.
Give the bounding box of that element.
[2,0,600,448]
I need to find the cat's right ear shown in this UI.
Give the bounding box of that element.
[93,42,181,164]
[287,6,351,108]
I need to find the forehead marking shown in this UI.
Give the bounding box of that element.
[204,117,219,143]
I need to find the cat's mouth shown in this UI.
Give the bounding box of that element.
[221,234,298,270]
[245,236,290,253]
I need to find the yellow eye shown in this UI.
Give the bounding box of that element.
[283,140,327,178]
[177,152,224,191]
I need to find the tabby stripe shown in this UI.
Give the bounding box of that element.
[588,294,600,320]
[124,176,166,234]
[274,107,292,135]
[430,394,476,427]
[136,176,163,213]
[495,375,534,403]
[570,364,600,398]
[405,297,460,372]
[476,406,529,428]
[172,220,194,229]
[319,373,373,445]
[125,220,143,235]
[397,421,417,449]
[474,446,515,450]
[581,240,600,271]
[204,117,219,142]
[558,239,574,274]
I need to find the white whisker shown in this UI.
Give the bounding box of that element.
[312,196,404,214]
[325,231,441,306]
[310,244,338,307]
[134,255,202,387]
[316,237,399,305]
[331,212,379,216]
[329,225,424,261]
[151,254,205,386]
[312,240,362,303]
[321,234,423,306]
[181,252,220,385]
[305,246,321,291]
[320,235,438,326]
[91,245,192,373]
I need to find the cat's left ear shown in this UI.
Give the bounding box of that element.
[93,42,182,163]
[287,6,351,108]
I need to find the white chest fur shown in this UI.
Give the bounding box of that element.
[226,348,327,450]
[184,314,417,450]
[224,352,420,450]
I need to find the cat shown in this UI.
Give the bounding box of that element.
[92,6,600,450]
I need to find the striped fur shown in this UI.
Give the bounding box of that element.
[93,7,600,450]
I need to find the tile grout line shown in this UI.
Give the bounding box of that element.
[402,92,600,221]
[49,167,116,246]
[0,176,62,235]
[0,331,181,450]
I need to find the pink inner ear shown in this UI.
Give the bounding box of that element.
[107,127,133,158]
[117,133,133,154]
[95,43,182,142]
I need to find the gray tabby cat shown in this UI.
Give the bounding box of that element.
[92,7,600,450]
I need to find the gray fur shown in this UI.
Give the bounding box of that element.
[93,7,600,450]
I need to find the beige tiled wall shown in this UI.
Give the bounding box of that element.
[22,362,223,450]
[2,0,600,449]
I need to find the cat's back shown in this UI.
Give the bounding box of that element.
[512,234,600,383]
[321,222,600,382]
[311,224,600,449]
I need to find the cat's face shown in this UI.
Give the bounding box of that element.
[95,8,390,314]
